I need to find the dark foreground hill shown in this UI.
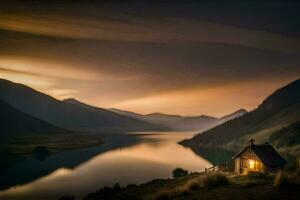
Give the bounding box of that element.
[0,79,167,133]
[182,78,300,152]
[82,171,300,200]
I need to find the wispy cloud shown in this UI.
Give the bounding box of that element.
[0,1,299,115]
[1,11,299,54]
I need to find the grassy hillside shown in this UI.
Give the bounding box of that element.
[270,121,300,150]
[181,79,300,151]
[81,171,300,200]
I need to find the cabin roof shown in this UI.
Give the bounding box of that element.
[232,143,287,167]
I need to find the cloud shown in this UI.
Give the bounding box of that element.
[0,2,299,53]
[0,1,299,115]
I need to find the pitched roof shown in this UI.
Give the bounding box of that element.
[232,146,248,159]
[232,143,287,167]
[251,144,287,167]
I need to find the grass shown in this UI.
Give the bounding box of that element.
[273,169,300,187]
[229,171,274,187]
[182,172,229,191]
[151,172,229,199]
[82,170,300,200]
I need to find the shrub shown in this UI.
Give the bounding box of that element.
[172,168,188,178]
[95,183,122,195]
[113,183,121,191]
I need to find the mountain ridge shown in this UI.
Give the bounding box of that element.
[110,108,247,132]
[0,99,68,139]
[0,79,168,133]
[181,78,300,152]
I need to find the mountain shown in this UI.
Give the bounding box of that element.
[144,113,220,131]
[0,99,67,139]
[110,109,219,131]
[110,108,247,132]
[269,121,300,150]
[110,108,144,119]
[219,109,248,123]
[181,78,300,151]
[0,79,168,132]
[63,98,169,131]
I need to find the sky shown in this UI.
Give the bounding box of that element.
[0,0,299,117]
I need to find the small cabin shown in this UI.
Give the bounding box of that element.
[232,139,287,174]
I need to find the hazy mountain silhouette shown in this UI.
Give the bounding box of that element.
[111,108,247,132]
[63,98,169,131]
[0,79,168,132]
[182,78,300,150]
[0,99,67,139]
[219,109,248,123]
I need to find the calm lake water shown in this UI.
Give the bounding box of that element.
[0,132,212,200]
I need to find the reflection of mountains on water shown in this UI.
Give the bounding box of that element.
[0,134,139,190]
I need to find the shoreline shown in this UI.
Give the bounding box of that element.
[0,133,143,191]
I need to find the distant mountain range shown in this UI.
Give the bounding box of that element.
[0,99,67,139]
[0,79,167,133]
[111,108,247,132]
[181,78,300,153]
[0,79,247,136]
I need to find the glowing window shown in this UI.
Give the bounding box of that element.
[249,160,255,170]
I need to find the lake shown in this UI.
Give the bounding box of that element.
[0,132,212,200]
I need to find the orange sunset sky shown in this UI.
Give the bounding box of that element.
[0,0,300,117]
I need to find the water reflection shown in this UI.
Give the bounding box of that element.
[0,132,212,200]
[0,134,140,191]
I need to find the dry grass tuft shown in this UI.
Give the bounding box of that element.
[153,172,229,199]
[273,169,300,187]
[183,172,229,192]
[200,173,229,188]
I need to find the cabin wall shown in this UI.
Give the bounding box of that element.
[234,148,265,174]
[234,157,241,174]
